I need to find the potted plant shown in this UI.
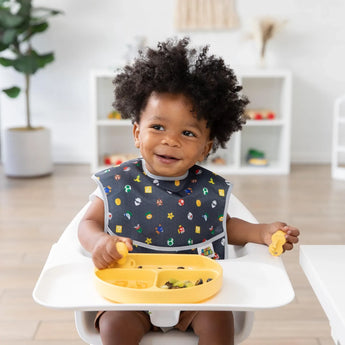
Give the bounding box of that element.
[0,0,62,177]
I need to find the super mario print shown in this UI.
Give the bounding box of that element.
[93,159,232,259]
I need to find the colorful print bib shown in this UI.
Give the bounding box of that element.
[93,159,232,259]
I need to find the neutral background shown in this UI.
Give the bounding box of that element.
[1,0,345,164]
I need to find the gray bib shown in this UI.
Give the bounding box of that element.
[93,159,232,259]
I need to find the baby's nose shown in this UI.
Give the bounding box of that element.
[162,132,180,147]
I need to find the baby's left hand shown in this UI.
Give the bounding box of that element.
[263,222,300,252]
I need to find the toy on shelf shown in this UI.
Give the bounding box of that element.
[211,156,226,165]
[103,153,137,166]
[245,109,276,120]
[269,230,286,256]
[246,148,268,166]
[107,110,122,120]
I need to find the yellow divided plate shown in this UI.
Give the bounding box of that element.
[94,254,223,304]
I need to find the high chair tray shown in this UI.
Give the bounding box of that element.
[94,254,222,304]
[33,241,294,311]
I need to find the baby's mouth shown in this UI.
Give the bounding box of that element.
[156,154,180,162]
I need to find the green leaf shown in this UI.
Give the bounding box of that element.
[17,0,31,18]
[0,9,25,28]
[32,21,48,33]
[12,53,39,74]
[0,56,15,67]
[2,86,20,98]
[2,28,18,45]
[35,51,54,68]
[20,22,48,41]
[10,50,54,74]
[32,7,63,18]
[0,41,9,51]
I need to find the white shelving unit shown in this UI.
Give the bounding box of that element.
[91,69,292,175]
[90,69,139,172]
[332,94,345,180]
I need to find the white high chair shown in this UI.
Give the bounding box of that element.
[33,194,295,345]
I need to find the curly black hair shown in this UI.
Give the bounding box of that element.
[113,37,248,152]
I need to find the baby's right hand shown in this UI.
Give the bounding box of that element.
[92,234,133,269]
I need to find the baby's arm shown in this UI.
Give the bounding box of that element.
[226,216,299,252]
[78,197,133,269]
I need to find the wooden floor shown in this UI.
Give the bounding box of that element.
[1,163,344,345]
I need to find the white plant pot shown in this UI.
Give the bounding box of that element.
[3,127,53,177]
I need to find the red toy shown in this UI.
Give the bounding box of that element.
[246,109,276,120]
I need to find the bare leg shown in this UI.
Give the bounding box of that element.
[191,311,234,345]
[98,311,151,345]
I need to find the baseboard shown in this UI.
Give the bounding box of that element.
[291,151,330,164]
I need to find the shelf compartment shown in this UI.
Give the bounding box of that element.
[94,76,115,121]
[96,126,139,170]
[204,132,240,170]
[241,75,289,122]
[336,122,345,147]
[240,126,286,171]
[336,95,345,121]
[337,151,345,165]
[336,146,345,153]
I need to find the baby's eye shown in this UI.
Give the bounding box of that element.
[183,130,196,137]
[152,124,164,131]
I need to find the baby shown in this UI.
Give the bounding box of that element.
[78,37,299,345]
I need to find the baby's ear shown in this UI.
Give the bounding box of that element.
[206,140,214,156]
[200,140,214,161]
[133,122,140,148]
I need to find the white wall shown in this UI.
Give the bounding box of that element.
[1,0,344,164]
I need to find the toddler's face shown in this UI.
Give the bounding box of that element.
[133,92,213,177]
